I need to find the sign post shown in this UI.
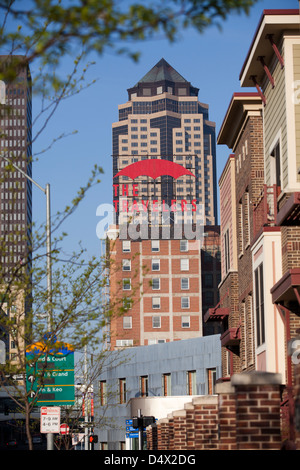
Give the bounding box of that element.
[26,335,75,451]
[40,407,61,434]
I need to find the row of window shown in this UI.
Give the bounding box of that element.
[99,368,216,405]
[123,295,192,310]
[122,314,191,329]
[122,258,190,274]
[122,239,189,253]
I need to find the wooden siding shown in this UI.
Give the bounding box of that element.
[293,43,300,181]
[264,45,288,189]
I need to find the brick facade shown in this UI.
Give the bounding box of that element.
[146,372,286,451]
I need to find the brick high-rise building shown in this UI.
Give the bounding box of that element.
[107,59,220,349]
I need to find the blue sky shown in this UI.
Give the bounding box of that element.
[31,0,299,260]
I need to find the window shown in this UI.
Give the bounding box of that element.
[116,339,133,347]
[180,259,189,271]
[151,240,160,252]
[139,376,149,397]
[270,141,281,188]
[123,278,131,290]
[122,259,131,271]
[224,229,230,273]
[123,316,132,329]
[181,315,190,328]
[152,316,161,328]
[152,297,161,309]
[122,240,131,252]
[119,378,126,404]
[187,370,197,395]
[152,259,160,271]
[207,368,216,395]
[180,240,188,252]
[181,297,190,309]
[152,278,160,290]
[255,263,265,347]
[162,373,171,396]
[181,278,189,290]
[238,200,244,255]
[99,380,107,405]
[244,190,250,247]
[123,297,132,310]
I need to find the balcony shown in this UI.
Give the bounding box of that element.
[276,192,300,226]
[220,327,241,353]
[253,184,278,239]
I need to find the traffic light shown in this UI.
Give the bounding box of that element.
[89,434,98,443]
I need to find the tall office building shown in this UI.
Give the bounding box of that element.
[0,55,32,363]
[112,58,217,226]
[108,59,219,349]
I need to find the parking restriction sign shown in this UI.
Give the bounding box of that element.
[40,407,61,433]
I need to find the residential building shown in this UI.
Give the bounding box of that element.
[206,8,300,442]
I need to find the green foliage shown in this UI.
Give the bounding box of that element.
[0,0,258,84]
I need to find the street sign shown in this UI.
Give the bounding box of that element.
[40,407,61,434]
[26,335,75,406]
[60,423,70,435]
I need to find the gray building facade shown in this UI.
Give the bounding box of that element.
[94,334,221,450]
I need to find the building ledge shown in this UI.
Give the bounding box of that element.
[271,268,300,309]
[276,192,300,225]
[220,327,241,348]
[204,307,229,323]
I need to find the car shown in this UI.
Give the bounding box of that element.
[32,436,42,444]
[6,439,17,447]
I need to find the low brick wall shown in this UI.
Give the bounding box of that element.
[146,372,285,451]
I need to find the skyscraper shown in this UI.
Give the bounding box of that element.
[107,59,219,349]
[112,58,217,227]
[0,55,32,363]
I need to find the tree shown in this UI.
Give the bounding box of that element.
[0,0,258,84]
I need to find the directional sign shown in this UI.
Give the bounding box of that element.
[26,335,75,406]
[40,407,61,434]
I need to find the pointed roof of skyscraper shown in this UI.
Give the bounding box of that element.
[127,58,199,98]
[135,58,188,85]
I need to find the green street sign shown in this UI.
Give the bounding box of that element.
[26,336,75,406]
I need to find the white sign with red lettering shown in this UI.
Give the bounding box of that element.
[40,406,61,434]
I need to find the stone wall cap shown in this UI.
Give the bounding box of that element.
[231,371,282,386]
[184,402,195,410]
[215,381,235,394]
[172,409,187,418]
[157,418,169,424]
[192,395,218,405]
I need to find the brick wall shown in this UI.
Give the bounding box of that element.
[281,226,300,274]
[146,371,285,451]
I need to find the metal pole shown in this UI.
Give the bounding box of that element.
[84,343,89,450]
[1,154,54,450]
[138,409,143,451]
[46,183,52,330]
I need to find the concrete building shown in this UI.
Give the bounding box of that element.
[94,334,221,450]
[0,55,32,364]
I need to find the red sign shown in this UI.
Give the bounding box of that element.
[114,159,195,180]
[60,423,69,435]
